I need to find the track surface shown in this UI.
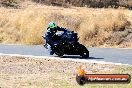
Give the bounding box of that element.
[0,45,132,65]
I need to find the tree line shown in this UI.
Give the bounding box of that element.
[0,0,132,9]
[34,0,132,9]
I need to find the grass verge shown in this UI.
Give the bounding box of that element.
[0,1,132,48]
[0,55,132,88]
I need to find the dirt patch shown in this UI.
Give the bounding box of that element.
[0,55,132,88]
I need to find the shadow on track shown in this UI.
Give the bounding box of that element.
[88,57,104,59]
[55,55,104,59]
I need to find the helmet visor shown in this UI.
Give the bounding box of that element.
[50,25,56,28]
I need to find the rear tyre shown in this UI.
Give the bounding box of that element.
[79,44,89,58]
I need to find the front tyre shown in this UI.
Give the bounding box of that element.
[54,46,64,57]
[56,51,64,57]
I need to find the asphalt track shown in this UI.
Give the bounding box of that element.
[0,45,132,65]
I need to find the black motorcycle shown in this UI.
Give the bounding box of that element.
[42,31,89,58]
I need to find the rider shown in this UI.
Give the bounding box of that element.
[44,22,68,55]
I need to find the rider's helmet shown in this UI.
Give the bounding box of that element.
[48,22,57,29]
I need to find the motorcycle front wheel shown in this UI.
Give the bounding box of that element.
[54,46,64,57]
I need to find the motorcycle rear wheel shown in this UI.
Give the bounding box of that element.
[79,44,89,58]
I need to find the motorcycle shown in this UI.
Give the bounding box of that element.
[42,31,89,58]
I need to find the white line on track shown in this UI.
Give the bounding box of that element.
[0,53,131,66]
